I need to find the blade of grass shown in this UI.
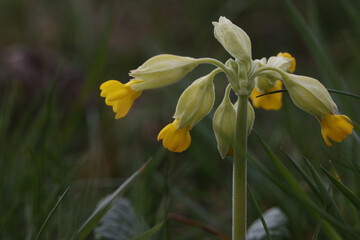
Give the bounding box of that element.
[72,158,152,240]
[281,150,323,203]
[251,132,358,239]
[254,131,305,194]
[131,221,164,240]
[302,157,344,222]
[247,185,273,240]
[248,153,355,239]
[35,187,70,240]
[321,167,360,209]
[281,0,341,89]
[256,89,360,100]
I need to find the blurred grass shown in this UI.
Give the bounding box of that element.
[0,0,359,239]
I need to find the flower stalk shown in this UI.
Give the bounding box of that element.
[233,94,249,240]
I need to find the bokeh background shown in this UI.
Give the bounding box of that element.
[1,0,359,239]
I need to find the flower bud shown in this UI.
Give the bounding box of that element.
[267,55,292,72]
[213,88,236,159]
[213,16,251,64]
[173,72,215,128]
[129,54,199,91]
[282,73,337,116]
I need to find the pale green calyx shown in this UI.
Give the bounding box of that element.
[213,86,236,159]
[173,71,216,128]
[282,73,337,116]
[129,54,199,91]
[213,16,252,65]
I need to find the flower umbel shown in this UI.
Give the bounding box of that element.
[100,80,142,119]
[318,114,353,146]
[157,119,191,153]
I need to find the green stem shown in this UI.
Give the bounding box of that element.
[197,58,229,75]
[233,94,248,240]
[249,66,287,82]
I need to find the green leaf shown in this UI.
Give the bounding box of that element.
[281,151,323,203]
[302,157,344,222]
[131,221,164,240]
[281,0,341,89]
[248,185,273,240]
[72,159,151,240]
[254,131,305,195]
[321,167,360,209]
[35,187,70,240]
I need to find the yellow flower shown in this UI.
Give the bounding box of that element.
[277,52,296,73]
[250,80,283,110]
[318,114,353,146]
[100,80,142,119]
[157,119,191,153]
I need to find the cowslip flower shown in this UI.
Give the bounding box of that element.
[101,54,200,119]
[250,52,295,110]
[282,73,353,146]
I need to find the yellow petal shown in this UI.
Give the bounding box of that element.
[318,114,353,146]
[100,80,142,119]
[157,119,191,153]
[250,80,283,110]
[277,52,296,73]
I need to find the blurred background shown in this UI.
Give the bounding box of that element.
[1,0,359,239]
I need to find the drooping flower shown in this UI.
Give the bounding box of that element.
[318,114,353,146]
[100,80,142,119]
[282,73,353,145]
[158,70,218,152]
[157,119,191,152]
[250,80,283,110]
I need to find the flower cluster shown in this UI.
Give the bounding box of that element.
[100,16,353,155]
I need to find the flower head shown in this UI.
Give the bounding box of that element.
[157,119,191,152]
[318,114,353,146]
[100,80,142,119]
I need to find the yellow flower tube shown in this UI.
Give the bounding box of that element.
[100,80,142,119]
